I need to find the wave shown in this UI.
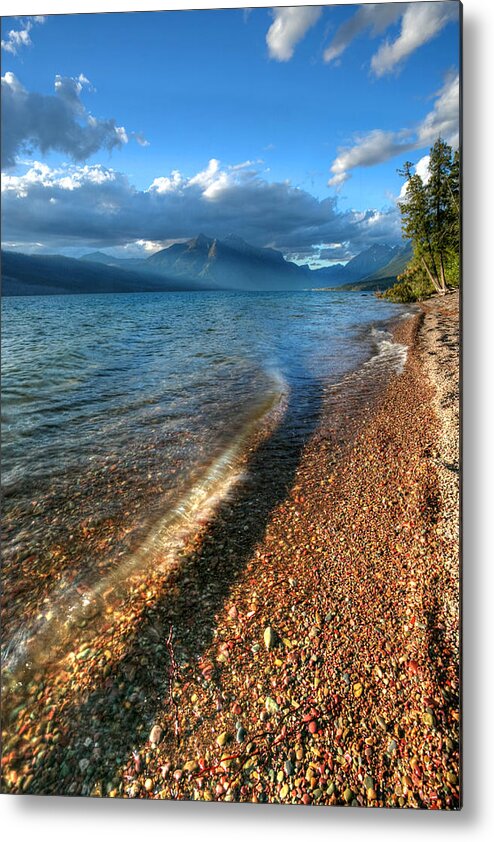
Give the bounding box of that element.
[368,326,408,374]
[322,321,410,421]
[2,371,289,681]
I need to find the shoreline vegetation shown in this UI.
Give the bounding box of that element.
[380,140,460,304]
[1,291,460,808]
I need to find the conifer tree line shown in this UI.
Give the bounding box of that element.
[387,138,460,301]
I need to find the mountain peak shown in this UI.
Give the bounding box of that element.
[81,250,112,261]
[140,232,307,290]
[190,233,211,248]
[344,243,395,278]
[223,233,247,245]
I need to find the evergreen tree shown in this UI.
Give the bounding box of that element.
[448,148,461,251]
[396,138,460,297]
[428,138,454,291]
[398,157,443,294]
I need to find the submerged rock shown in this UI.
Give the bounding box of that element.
[149,724,163,745]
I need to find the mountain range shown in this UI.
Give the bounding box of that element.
[82,233,308,291]
[1,235,412,296]
[309,242,412,289]
[0,249,217,297]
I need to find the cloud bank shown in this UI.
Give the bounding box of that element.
[328,73,459,187]
[2,157,401,260]
[267,6,322,61]
[1,72,146,170]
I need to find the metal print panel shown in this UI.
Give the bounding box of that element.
[1,2,461,809]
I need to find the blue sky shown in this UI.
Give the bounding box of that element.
[1,4,460,265]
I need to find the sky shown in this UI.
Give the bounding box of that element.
[1,3,461,266]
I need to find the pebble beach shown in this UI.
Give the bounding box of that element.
[1,291,460,809]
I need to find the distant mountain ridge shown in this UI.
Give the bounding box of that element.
[310,243,401,287]
[83,233,309,291]
[336,243,413,291]
[80,251,146,271]
[0,250,217,296]
[2,235,411,296]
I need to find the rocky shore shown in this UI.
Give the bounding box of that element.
[1,292,460,809]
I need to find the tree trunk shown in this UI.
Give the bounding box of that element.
[423,225,440,289]
[421,256,442,294]
[438,252,447,294]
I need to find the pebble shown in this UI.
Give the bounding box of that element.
[183,760,199,773]
[1,297,459,811]
[149,724,163,745]
[263,626,278,651]
[343,787,354,804]
[265,697,279,714]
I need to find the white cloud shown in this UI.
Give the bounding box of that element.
[114,126,129,144]
[267,6,322,62]
[2,161,118,197]
[399,154,431,198]
[328,73,459,188]
[132,239,167,253]
[188,157,221,188]
[156,158,264,200]
[324,2,405,64]
[329,129,413,187]
[417,72,460,148]
[54,73,93,111]
[1,70,23,95]
[148,170,183,194]
[133,132,150,147]
[230,159,264,171]
[414,155,431,183]
[1,16,45,55]
[1,72,147,169]
[1,157,401,258]
[371,2,459,77]
[323,2,457,74]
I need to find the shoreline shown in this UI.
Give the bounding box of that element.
[1,293,460,807]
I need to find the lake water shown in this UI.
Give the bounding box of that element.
[1,289,409,674]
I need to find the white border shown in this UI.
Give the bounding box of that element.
[1,2,493,840]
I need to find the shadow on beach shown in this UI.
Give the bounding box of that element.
[3,310,413,798]
[12,378,329,796]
